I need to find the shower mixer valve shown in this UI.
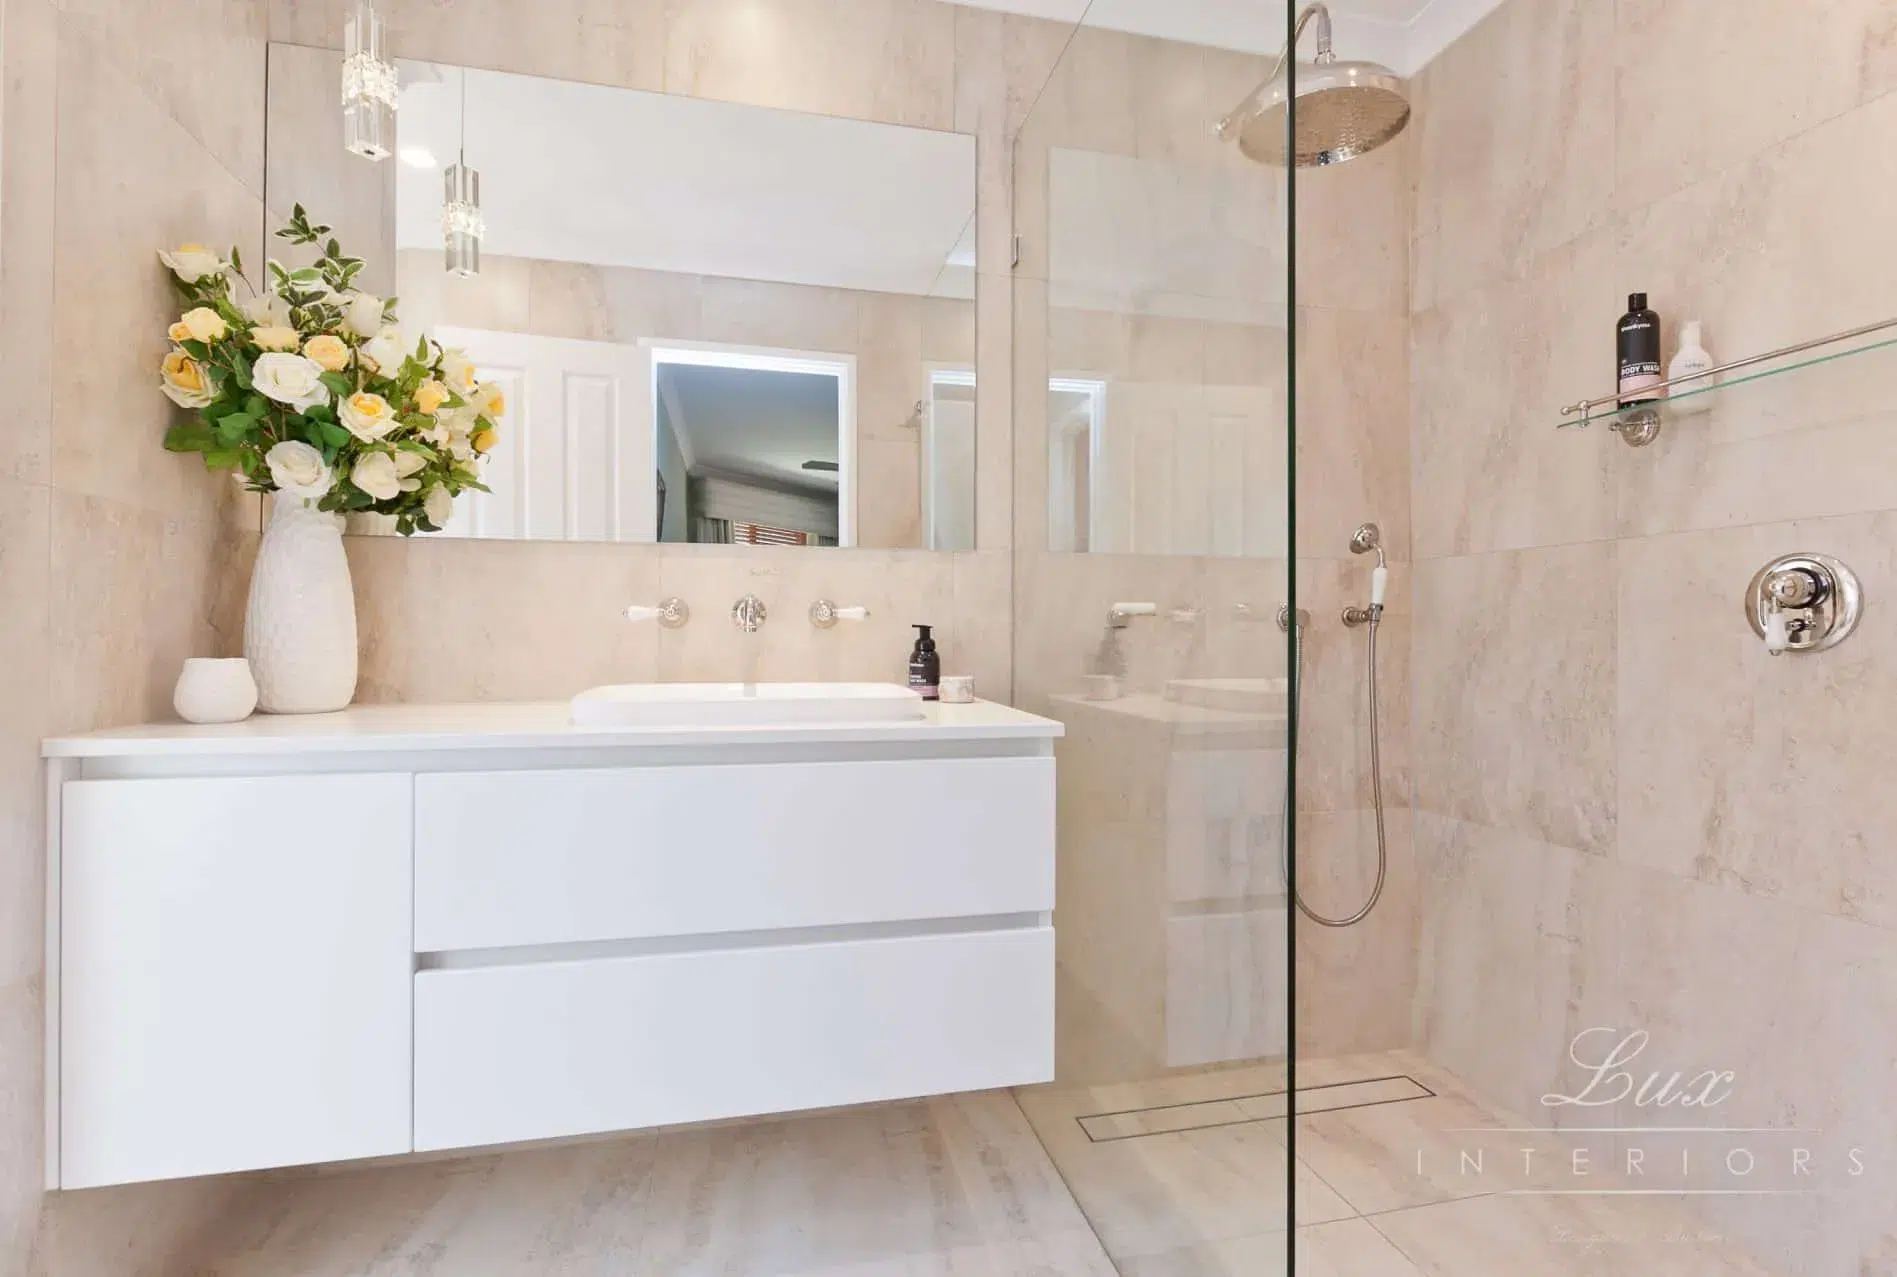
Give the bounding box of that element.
[1745,554,1862,655]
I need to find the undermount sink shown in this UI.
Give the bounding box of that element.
[1163,678,1289,715]
[570,682,927,727]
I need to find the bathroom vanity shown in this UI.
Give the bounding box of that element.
[42,698,1060,1190]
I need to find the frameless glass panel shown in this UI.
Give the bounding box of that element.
[1011,5,1297,1269]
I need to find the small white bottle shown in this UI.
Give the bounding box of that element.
[1668,320,1716,412]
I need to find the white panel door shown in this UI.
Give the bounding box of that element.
[438,327,655,542]
[59,775,414,1187]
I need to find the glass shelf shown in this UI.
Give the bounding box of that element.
[1556,330,1897,434]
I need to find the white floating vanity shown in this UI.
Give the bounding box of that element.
[42,696,1061,1190]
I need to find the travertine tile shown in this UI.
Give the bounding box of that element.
[0,481,50,990]
[1294,808,1418,1058]
[193,1095,1115,1276]
[270,0,665,91]
[1410,813,1618,1127]
[1410,0,1614,310]
[51,26,265,525]
[1294,306,1410,565]
[661,0,956,129]
[1614,0,1897,214]
[1618,513,1897,928]
[1117,1218,1424,1277]
[1369,1189,1774,1275]
[0,0,56,488]
[1410,544,1617,853]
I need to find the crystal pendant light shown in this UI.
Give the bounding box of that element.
[341,0,397,160]
[443,69,483,277]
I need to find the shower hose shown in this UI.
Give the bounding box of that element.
[1282,609,1388,928]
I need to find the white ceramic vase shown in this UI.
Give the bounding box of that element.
[244,499,358,714]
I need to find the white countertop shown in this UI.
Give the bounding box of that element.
[42,699,1062,759]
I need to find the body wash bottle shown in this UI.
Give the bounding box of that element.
[908,625,940,701]
[1617,293,1663,407]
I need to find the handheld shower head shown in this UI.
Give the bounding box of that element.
[1216,2,1412,168]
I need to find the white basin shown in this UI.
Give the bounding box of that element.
[571,682,927,727]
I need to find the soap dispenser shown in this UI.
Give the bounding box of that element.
[908,625,941,701]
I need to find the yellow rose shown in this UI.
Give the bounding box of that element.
[304,334,351,373]
[413,379,450,415]
[167,320,192,344]
[251,325,300,352]
[159,350,213,408]
[471,382,505,421]
[340,391,398,442]
[180,306,228,343]
[470,426,498,455]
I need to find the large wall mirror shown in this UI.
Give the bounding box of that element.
[265,45,978,550]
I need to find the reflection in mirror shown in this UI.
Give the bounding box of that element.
[264,44,977,550]
[1037,144,1289,558]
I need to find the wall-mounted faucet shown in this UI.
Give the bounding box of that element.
[1107,601,1158,629]
[624,598,690,629]
[810,600,870,628]
[731,594,768,633]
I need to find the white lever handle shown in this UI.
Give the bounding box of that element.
[1764,605,1789,655]
[624,598,690,629]
[809,600,870,628]
[1370,566,1389,608]
[834,606,869,621]
[1110,602,1158,617]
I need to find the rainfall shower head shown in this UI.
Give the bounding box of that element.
[1216,2,1411,168]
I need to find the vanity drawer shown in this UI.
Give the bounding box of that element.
[412,925,1055,1151]
[413,756,1054,951]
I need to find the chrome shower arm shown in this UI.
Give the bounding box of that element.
[1217,2,1334,139]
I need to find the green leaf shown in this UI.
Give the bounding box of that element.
[318,371,352,397]
[229,355,253,390]
[229,245,244,275]
[202,447,243,470]
[319,421,350,448]
[181,339,208,360]
[163,420,215,453]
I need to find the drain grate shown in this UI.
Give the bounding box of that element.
[1076,1073,1436,1143]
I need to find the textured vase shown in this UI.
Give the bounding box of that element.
[245,499,358,714]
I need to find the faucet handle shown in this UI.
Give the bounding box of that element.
[625,598,690,629]
[810,599,870,628]
[731,594,768,633]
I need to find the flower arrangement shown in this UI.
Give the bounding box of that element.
[157,205,500,535]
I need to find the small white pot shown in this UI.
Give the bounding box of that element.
[173,658,259,724]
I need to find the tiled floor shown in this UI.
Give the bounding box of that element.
[182,1052,1781,1276]
[185,1093,1118,1276]
[1015,1049,1780,1275]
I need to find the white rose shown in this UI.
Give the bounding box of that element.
[251,353,330,411]
[423,484,454,528]
[393,450,428,478]
[341,291,385,338]
[359,325,409,375]
[241,291,293,328]
[440,347,478,396]
[158,243,226,284]
[350,451,401,502]
[264,440,334,502]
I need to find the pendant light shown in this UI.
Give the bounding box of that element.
[341,0,397,160]
[443,67,484,277]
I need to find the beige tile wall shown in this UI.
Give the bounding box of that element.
[1409,0,1897,1268]
[0,0,270,1271]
